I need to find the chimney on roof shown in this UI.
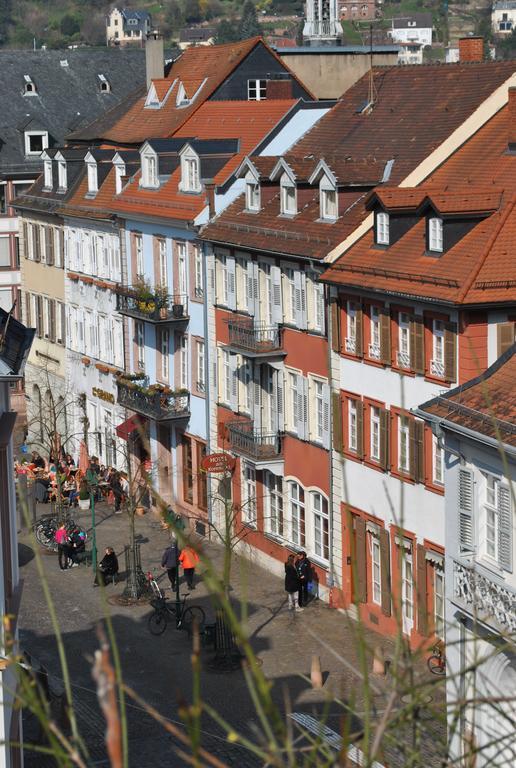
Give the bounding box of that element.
[508,87,516,152]
[145,31,164,88]
[458,36,484,63]
[204,179,216,220]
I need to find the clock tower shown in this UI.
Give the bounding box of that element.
[303,0,342,46]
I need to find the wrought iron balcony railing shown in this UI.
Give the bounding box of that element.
[227,419,282,461]
[226,319,284,356]
[454,560,516,634]
[117,378,189,422]
[116,289,188,324]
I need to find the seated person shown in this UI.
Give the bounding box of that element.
[95,547,119,586]
[69,527,87,564]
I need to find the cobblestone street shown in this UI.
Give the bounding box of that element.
[18,503,447,766]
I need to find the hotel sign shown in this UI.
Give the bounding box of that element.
[92,387,115,404]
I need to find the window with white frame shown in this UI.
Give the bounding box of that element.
[313,379,324,443]
[398,415,410,473]
[282,267,296,324]
[87,162,98,194]
[245,172,260,212]
[289,481,305,547]
[136,321,145,370]
[241,462,256,524]
[433,435,444,485]
[25,131,48,156]
[247,79,266,100]
[135,234,144,278]
[180,151,200,193]
[264,471,283,537]
[401,548,414,632]
[142,153,158,188]
[43,159,53,189]
[369,305,381,359]
[114,162,125,194]
[349,399,358,453]
[280,174,296,216]
[310,278,325,334]
[157,239,167,286]
[397,312,411,368]
[220,348,231,404]
[160,329,169,380]
[177,241,187,295]
[312,492,329,561]
[434,566,445,638]
[482,473,500,561]
[376,211,389,245]
[370,406,380,461]
[428,217,443,252]
[193,245,204,298]
[370,533,381,604]
[238,356,251,413]
[180,335,188,388]
[236,256,249,312]
[346,300,358,353]
[320,179,337,221]
[43,297,51,339]
[287,371,298,432]
[196,340,205,392]
[217,252,229,306]
[58,160,67,190]
[431,319,445,377]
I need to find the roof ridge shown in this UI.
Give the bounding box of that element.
[457,194,516,303]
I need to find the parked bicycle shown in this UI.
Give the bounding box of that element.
[427,642,446,676]
[147,575,205,636]
[33,515,76,551]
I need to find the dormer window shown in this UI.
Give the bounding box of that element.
[280,173,296,216]
[98,74,111,93]
[43,159,53,190]
[245,172,260,212]
[428,217,443,252]
[114,162,125,194]
[24,131,48,157]
[180,149,200,193]
[141,152,159,189]
[176,82,189,107]
[320,177,338,221]
[376,211,389,245]
[23,75,36,95]
[58,160,67,191]
[87,162,98,195]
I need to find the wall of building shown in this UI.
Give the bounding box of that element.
[278,50,399,99]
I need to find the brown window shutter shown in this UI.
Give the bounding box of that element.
[49,299,56,342]
[44,227,52,265]
[379,408,390,470]
[22,222,28,259]
[330,297,341,353]
[356,399,364,458]
[444,322,457,381]
[355,305,364,357]
[332,391,343,453]
[416,544,428,636]
[409,419,425,483]
[497,321,515,358]
[61,302,66,345]
[380,528,391,616]
[36,295,43,337]
[380,307,391,364]
[33,226,41,262]
[48,228,55,266]
[60,229,65,266]
[410,316,425,374]
[354,517,367,603]
[25,292,31,326]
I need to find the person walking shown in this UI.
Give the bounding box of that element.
[178,545,199,590]
[296,551,312,607]
[285,554,303,612]
[55,523,71,571]
[161,540,180,591]
[110,471,123,514]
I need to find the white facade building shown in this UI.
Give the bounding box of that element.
[492,1,516,35]
[389,13,433,49]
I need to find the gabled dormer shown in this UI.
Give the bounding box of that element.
[42,151,53,191]
[309,160,338,222]
[179,144,201,194]
[144,78,176,109]
[270,158,297,217]
[422,191,502,255]
[55,151,67,192]
[366,188,426,248]
[113,153,126,194]
[23,75,36,95]
[84,151,98,197]
[139,142,159,189]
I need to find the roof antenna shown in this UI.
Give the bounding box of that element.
[353,19,380,113]
[0,300,16,354]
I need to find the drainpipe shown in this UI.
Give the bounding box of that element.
[326,284,335,595]
[202,240,212,529]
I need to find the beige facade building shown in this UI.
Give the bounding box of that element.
[106,8,152,47]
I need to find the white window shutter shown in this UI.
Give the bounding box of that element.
[315,283,325,334]
[294,270,307,330]
[296,376,308,441]
[322,383,330,449]
[271,265,283,324]
[458,467,474,554]
[277,369,284,431]
[252,364,261,428]
[498,482,513,572]
[230,353,238,412]
[227,255,236,310]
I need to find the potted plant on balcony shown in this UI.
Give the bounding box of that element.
[134,277,155,315]
[154,284,170,319]
[78,481,90,511]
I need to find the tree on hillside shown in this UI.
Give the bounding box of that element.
[0,0,12,39]
[60,14,80,37]
[216,17,239,43]
[182,0,202,24]
[238,0,262,40]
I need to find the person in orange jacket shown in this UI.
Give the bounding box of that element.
[178,545,200,589]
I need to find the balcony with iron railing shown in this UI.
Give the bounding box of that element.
[117,376,190,422]
[225,318,285,358]
[116,288,188,324]
[453,560,516,634]
[226,418,282,462]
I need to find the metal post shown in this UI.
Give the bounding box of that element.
[90,491,97,576]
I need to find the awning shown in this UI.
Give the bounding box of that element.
[116,415,146,441]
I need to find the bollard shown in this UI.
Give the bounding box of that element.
[310,654,323,689]
[372,645,386,676]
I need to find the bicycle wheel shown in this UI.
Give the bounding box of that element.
[427,655,445,676]
[181,606,206,635]
[148,609,168,636]
[35,523,56,548]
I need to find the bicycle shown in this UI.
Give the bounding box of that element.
[33,515,76,551]
[147,576,205,636]
[427,642,446,676]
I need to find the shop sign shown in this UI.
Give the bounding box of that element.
[92,387,115,404]
[200,453,236,474]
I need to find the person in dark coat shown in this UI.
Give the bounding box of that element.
[110,471,123,513]
[285,554,303,612]
[296,551,312,607]
[95,547,119,586]
[161,541,180,591]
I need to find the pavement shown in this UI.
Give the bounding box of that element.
[17,502,447,767]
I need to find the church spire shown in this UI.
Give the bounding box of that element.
[303,0,342,46]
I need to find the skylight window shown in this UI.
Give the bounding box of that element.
[23,75,36,95]
[376,211,389,245]
[98,74,111,93]
[428,217,443,252]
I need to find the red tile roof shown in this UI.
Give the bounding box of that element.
[419,344,516,446]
